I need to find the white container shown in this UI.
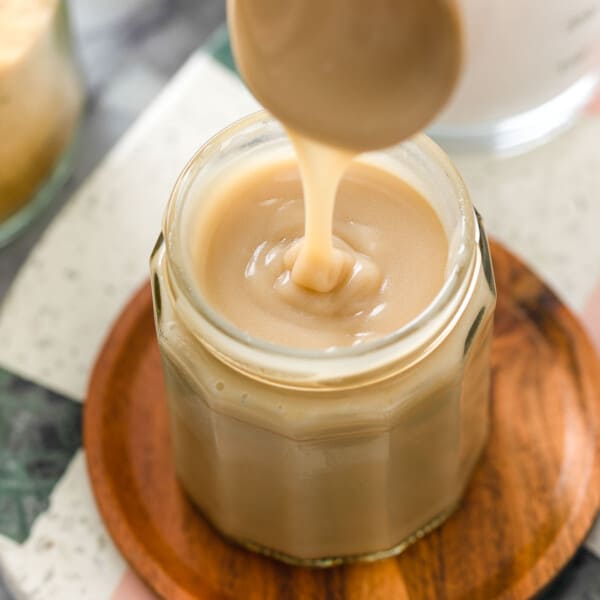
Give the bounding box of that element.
[430,0,600,153]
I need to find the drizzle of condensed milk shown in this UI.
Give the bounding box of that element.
[227,0,462,294]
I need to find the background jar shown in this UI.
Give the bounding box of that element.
[430,0,600,154]
[150,112,497,565]
[0,0,84,247]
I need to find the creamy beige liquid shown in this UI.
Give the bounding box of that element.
[228,0,462,294]
[194,159,448,348]
[0,0,82,223]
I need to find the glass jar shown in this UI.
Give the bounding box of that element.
[150,112,497,565]
[430,0,600,153]
[0,0,84,247]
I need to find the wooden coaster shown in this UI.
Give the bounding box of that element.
[84,242,600,600]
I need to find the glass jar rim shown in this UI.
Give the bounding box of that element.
[162,110,477,372]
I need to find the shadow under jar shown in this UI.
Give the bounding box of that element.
[0,0,84,247]
[150,112,497,566]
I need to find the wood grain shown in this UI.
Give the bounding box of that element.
[84,242,600,600]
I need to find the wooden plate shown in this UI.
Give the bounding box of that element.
[84,242,600,600]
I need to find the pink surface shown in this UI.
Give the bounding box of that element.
[583,283,600,354]
[588,89,600,114]
[112,569,158,600]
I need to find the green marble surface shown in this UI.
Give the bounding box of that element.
[0,369,81,542]
[206,24,236,74]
